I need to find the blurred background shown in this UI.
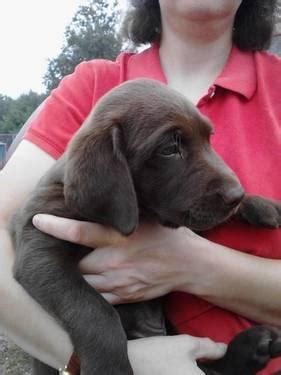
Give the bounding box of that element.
[0,0,126,168]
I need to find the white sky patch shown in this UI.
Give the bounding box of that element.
[0,0,128,98]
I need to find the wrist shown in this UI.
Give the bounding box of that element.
[174,232,221,296]
[180,236,255,300]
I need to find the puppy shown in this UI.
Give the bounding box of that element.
[11,79,281,374]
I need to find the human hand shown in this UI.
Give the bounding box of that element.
[32,214,207,304]
[128,334,227,375]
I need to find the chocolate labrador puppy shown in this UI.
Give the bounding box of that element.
[11,79,281,375]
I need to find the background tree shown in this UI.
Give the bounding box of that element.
[0,95,13,125]
[43,0,122,92]
[0,91,46,134]
[0,0,122,134]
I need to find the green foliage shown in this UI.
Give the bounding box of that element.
[0,0,121,134]
[43,0,122,92]
[0,91,46,134]
[0,95,13,124]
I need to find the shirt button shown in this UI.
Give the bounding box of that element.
[209,87,216,98]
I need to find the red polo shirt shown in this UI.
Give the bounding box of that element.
[25,44,281,374]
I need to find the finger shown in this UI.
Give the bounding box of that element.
[100,292,122,305]
[192,337,227,360]
[83,274,112,292]
[32,214,124,247]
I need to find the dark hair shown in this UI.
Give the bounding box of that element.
[122,0,278,51]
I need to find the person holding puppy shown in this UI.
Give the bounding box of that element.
[0,0,280,374]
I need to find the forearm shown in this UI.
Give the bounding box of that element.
[183,235,281,326]
[0,227,73,369]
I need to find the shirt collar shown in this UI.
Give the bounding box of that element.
[214,46,257,100]
[131,44,257,100]
[127,43,168,83]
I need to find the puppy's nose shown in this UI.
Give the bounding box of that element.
[219,186,245,207]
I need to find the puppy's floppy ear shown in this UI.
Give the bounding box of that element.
[64,125,138,235]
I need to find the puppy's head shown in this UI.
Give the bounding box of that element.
[64,79,244,234]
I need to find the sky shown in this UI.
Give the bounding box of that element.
[0,0,127,99]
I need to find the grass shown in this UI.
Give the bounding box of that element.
[0,333,32,375]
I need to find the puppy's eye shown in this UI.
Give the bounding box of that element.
[157,132,182,158]
[158,143,179,157]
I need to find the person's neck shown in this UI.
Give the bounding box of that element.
[159,18,234,104]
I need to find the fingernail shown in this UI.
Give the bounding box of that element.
[32,214,42,228]
[218,343,227,353]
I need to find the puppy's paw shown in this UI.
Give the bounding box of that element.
[199,326,281,375]
[227,325,281,372]
[251,326,281,364]
[238,195,281,228]
[201,326,281,375]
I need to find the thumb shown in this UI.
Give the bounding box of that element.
[32,214,124,247]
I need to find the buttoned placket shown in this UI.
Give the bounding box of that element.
[197,85,216,108]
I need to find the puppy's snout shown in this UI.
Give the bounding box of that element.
[218,185,245,208]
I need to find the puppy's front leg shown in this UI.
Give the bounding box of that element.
[236,195,281,228]
[13,230,133,375]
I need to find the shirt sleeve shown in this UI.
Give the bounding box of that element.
[24,61,97,159]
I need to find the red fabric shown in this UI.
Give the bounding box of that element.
[24,45,281,374]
